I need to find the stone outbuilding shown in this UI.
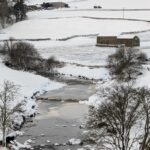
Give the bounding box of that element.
[96,35,140,47]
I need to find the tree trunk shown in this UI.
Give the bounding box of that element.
[2,126,6,147]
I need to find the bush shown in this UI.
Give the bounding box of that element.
[107,46,147,81]
[3,40,63,74]
[45,56,63,72]
[7,42,41,70]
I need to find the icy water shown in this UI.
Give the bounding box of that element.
[39,84,96,101]
[18,99,89,150]
[17,83,96,149]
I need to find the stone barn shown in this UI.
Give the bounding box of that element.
[117,35,140,47]
[96,35,140,47]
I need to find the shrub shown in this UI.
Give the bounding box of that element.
[45,56,63,72]
[7,42,41,70]
[107,46,147,81]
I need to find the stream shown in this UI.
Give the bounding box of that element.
[17,83,95,150]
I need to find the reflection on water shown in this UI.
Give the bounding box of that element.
[36,101,88,120]
[48,103,88,119]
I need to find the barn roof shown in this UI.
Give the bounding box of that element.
[98,34,139,39]
[117,34,139,39]
[97,35,117,38]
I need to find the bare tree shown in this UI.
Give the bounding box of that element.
[0,81,22,147]
[2,37,15,54]
[13,0,27,22]
[107,46,147,82]
[5,41,41,70]
[0,0,27,27]
[138,88,150,150]
[84,84,150,150]
[0,0,9,28]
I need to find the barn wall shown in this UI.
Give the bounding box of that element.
[97,36,118,46]
[117,39,133,47]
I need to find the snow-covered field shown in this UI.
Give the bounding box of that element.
[1,5,150,79]
[26,0,150,9]
[35,43,116,65]
[27,9,150,21]
[68,0,150,9]
[1,0,150,84]
[1,18,150,40]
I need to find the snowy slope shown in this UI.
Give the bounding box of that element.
[0,59,65,98]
